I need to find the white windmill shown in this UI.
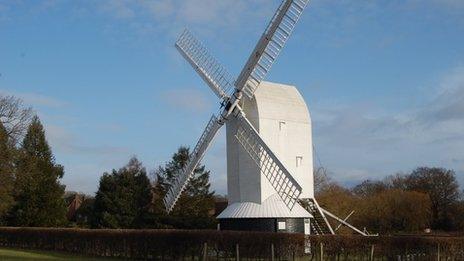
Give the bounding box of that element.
[164,0,368,235]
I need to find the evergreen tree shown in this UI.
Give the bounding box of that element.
[147,177,170,228]
[12,116,67,227]
[155,146,215,229]
[0,122,14,224]
[93,157,152,228]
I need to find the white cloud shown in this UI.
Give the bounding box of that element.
[19,92,67,108]
[45,123,133,194]
[134,0,270,26]
[45,124,129,156]
[0,90,67,108]
[143,0,175,21]
[313,65,464,185]
[0,1,10,21]
[95,0,274,38]
[61,163,106,195]
[430,0,464,9]
[100,0,135,19]
[161,88,212,113]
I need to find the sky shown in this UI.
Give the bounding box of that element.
[1,0,463,195]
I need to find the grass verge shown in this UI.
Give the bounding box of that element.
[0,248,115,260]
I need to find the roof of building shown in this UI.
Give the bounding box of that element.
[217,194,312,219]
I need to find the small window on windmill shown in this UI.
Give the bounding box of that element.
[278,221,286,230]
[279,121,286,131]
[296,156,303,167]
[304,218,310,235]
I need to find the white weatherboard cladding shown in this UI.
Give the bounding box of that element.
[223,81,314,218]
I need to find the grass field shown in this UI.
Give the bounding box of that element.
[0,248,115,260]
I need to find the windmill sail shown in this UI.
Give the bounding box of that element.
[164,0,311,215]
[235,0,310,98]
[163,115,223,213]
[176,29,234,100]
[234,113,302,210]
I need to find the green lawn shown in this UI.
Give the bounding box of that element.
[0,248,115,260]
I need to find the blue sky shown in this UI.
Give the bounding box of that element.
[1,0,463,195]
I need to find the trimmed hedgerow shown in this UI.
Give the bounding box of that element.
[307,235,464,260]
[0,227,304,259]
[0,227,464,259]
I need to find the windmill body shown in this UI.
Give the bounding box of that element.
[226,81,314,203]
[218,81,314,232]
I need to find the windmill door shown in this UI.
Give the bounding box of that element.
[304,218,310,235]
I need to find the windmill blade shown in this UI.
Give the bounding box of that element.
[163,114,223,213]
[176,29,235,100]
[234,113,302,210]
[235,0,310,98]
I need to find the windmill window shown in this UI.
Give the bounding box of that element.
[279,121,286,131]
[278,221,286,230]
[296,156,303,167]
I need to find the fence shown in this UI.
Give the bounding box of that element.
[308,235,464,260]
[0,227,464,260]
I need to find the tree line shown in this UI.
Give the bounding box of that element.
[87,147,216,229]
[315,166,464,234]
[0,95,216,229]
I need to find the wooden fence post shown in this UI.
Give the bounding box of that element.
[271,243,275,261]
[437,243,440,261]
[236,243,239,261]
[202,242,207,261]
[320,242,324,261]
[370,245,375,261]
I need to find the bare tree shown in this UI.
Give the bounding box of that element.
[0,95,33,143]
[314,166,331,195]
[404,167,460,230]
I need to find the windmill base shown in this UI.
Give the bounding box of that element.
[216,194,312,233]
[218,218,309,233]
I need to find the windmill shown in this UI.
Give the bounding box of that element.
[164,0,368,235]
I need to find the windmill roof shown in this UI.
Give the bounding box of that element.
[217,194,312,219]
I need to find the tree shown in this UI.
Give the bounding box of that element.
[449,200,464,231]
[11,116,67,227]
[384,173,408,190]
[93,157,152,229]
[147,176,170,228]
[317,182,359,234]
[0,122,14,223]
[314,167,332,196]
[404,167,461,230]
[319,179,432,234]
[155,146,215,229]
[74,196,95,228]
[354,189,431,233]
[0,95,33,143]
[352,179,387,197]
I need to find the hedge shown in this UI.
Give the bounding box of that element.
[0,227,464,260]
[308,235,464,260]
[0,227,303,259]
